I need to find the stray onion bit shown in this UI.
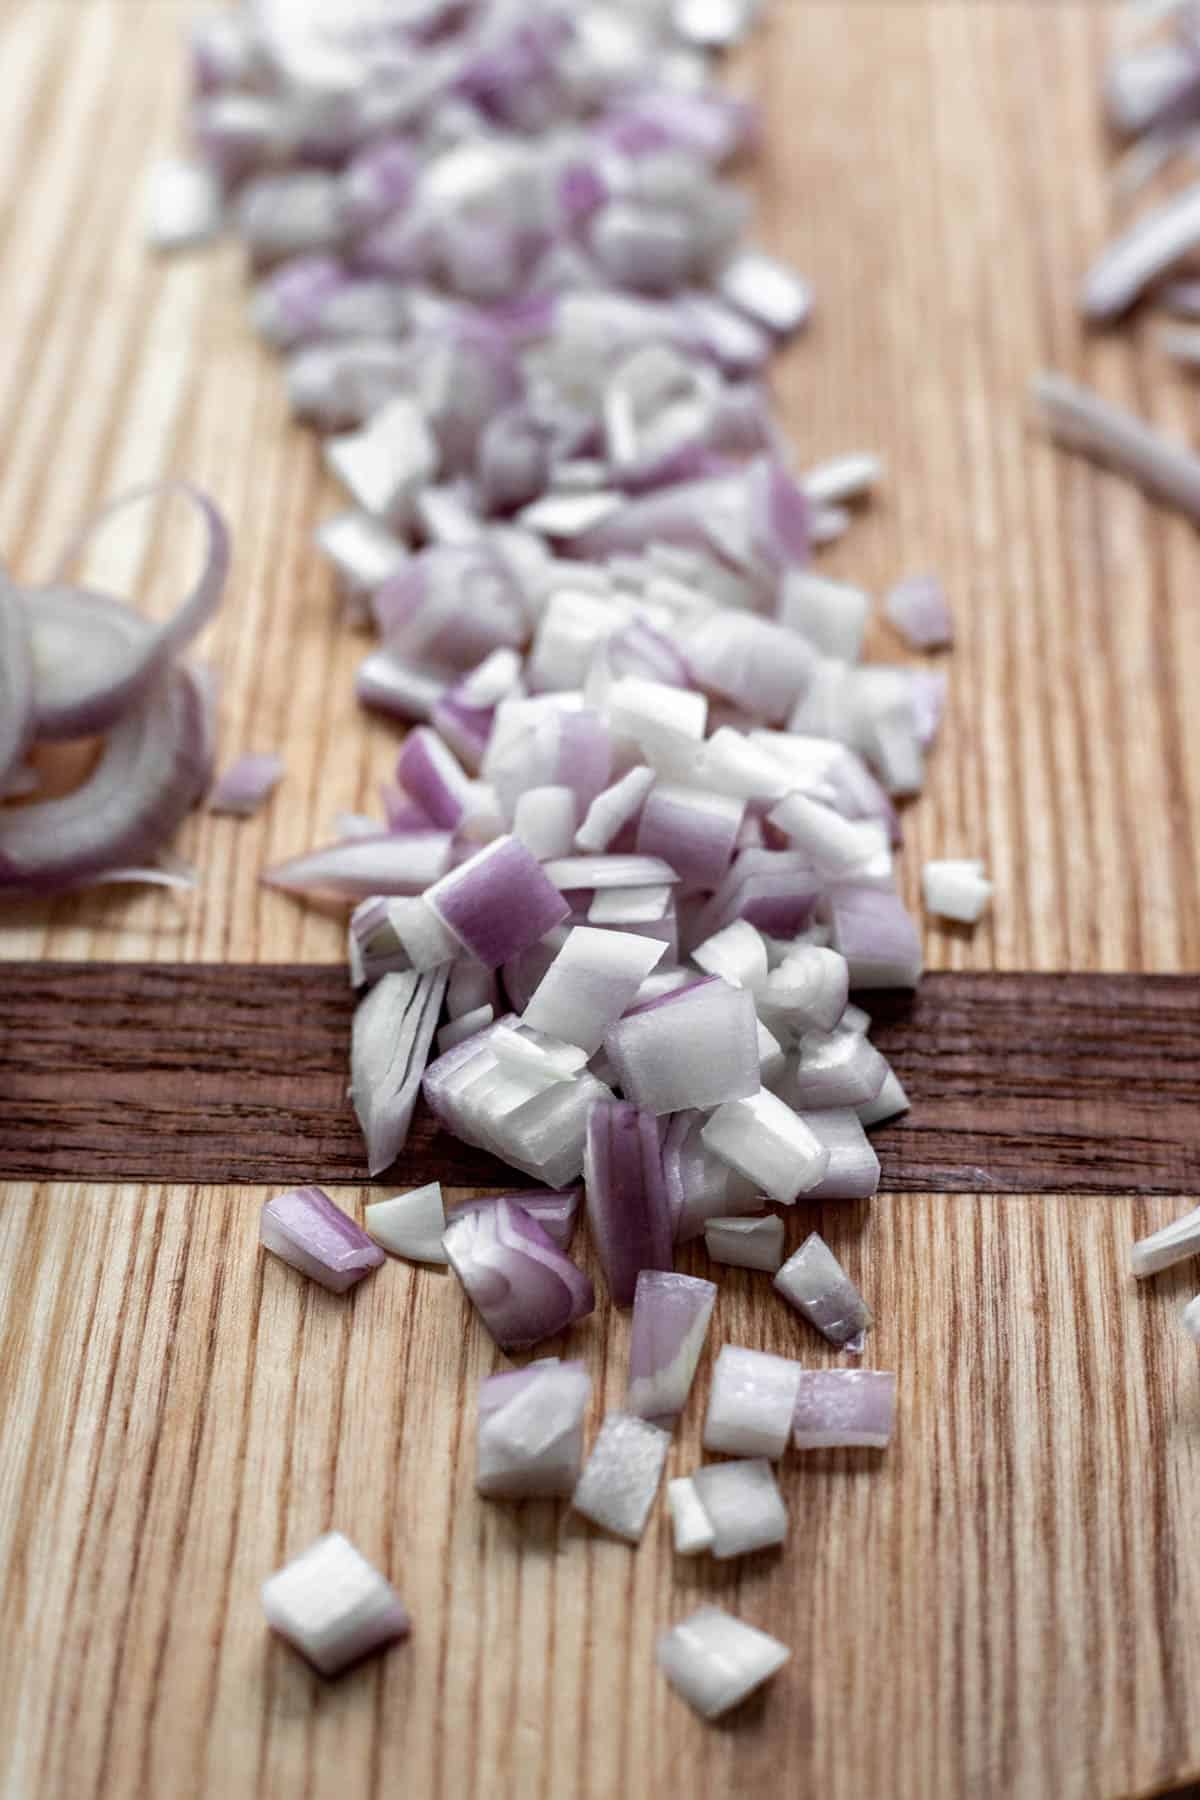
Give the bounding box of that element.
[667,1477,715,1556]
[1182,1296,1200,1342]
[703,1344,803,1461]
[691,1458,788,1559]
[442,1198,595,1352]
[774,1232,873,1350]
[858,1065,912,1128]
[260,1187,385,1294]
[364,1182,447,1265]
[1131,1203,1200,1278]
[209,751,284,816]
[477,1360,592,1499]
[604,978,761,1116]
[145,156,223,250]
[585,1101,675,1307]
[657,1606,790,1719]
[626,1270,718,1423]
[791,1369,897,1450]
[450,1187,582,1252]
[704,1215,786,1273]
[884,574,953,651]
[922,857,993,924]
[261,1532,409,1678]
[351,966,449,1176]
[1033,370,1200,524]
[571,1411,671,1544]
[701,1089,830,1205]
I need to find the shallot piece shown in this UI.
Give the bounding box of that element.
[351,966,449,1175]
[523,926,666,1054]
[691,1458,788,1559]
[604,978,761,1115]
[801,1109,882,1201]
[858,1066,912,1128]
[585,1101,674,1306]
[701,1090,830,1204]
[775,1233,873,1349]
[1131,1204,1200,1277]
[662,1110,761,1243]
[627,1270,718,1422]
[209,751,284,816]
[364,1183,447,1265]
[262,832,454,901]
[144,156,223,250]
[443,1200,595,1351]
[1033,371,1200,525]
[1182,1296,1200,1342]
[262,1532,410,1678]
[791,1369,897,1450]
[656,1606,790,1719]
[884,574,953,651]
[477,1360,592,1499]
[922,858,993,924]
[703,1344,803,1460]
[667,1477,715,1556]
[1080,181,1200,321]
[260,1187,385,1294]
[704,1215,786,1272]
[450,1187,582,1252]
[571,1412,671,1543]
[427,834,570,967]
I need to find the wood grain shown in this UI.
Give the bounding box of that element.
[0,0,1197,974]
[3,2,1200,1798]
[3,1183,1200,1800]
[3,964,1198,1193]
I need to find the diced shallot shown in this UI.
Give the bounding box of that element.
[775,1232,872,1348]
[477,1361,591,1499]
[656,1607,790,1719]
[704,1215,785,1272]
[701,1089,830,1204]
[365,1183,448,1265]
[691,1457,787,1558]
[571,1412,671,1543]
[667,1477,716,1556]
[604,977,761,1115]
[791,1369,896,1449]
[627,1270,717,1421]
[262,1532,409,1678]
[703,1344,803,1460]
[442,1199,595,1351]
[260,1187,385,1294]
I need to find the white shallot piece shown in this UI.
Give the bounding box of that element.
[261,1532,410,1677]
[667,1478,715,1556]
[1131,1204,1200,1278]
[208,751,284,816]
[364,1182,448,1265]
[704,1215,786,1272]
[691,1458,788,1559]
[656,1607,790,1719]
[1181,1296,1200,1342]
[775,1232,873,1349]
[571,1412,671,1544]
[477,1360,592,1500]
[703,1344,803,1460]
[922,857,993,924]
[1033,371,1200,525]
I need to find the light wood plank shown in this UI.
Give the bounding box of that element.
[0,0,1196,968]
[1,1185,1198,1800]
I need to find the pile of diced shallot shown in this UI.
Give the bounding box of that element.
[149,0,972,1713]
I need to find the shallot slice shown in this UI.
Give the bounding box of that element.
[571,1411,671,1543]
[262,1532,409,1678]
[656,1606,789,1719]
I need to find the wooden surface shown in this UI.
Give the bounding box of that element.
[3,1,1200,1798]
[4,965,1200,1193]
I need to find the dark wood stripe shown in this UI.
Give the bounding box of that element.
[0,964,1196,1192]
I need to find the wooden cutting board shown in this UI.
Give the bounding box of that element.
[2,3,1200,1797]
